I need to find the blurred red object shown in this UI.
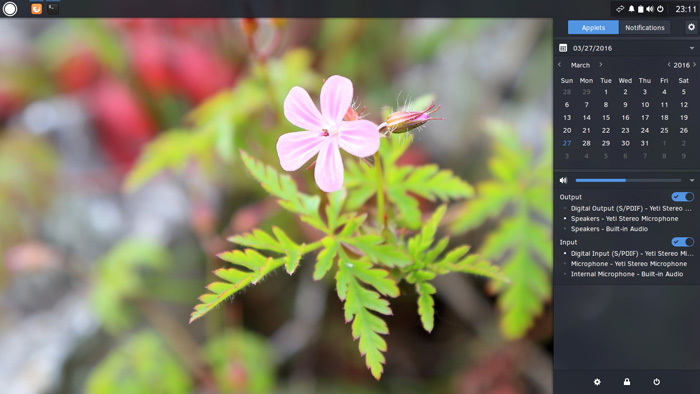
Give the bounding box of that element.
[0,88,23,122]
[168,18,220,34]
[88,77,156,168]
[173,38,236,103]
[106,18,158,32]
[55,50,101,93]
[129,27,173,96]
[110,19,237,103]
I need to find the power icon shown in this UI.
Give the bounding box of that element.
[653,378,661,386]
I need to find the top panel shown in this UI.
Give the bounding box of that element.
[0,0,679,18]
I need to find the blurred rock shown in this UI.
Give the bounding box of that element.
[0,289,99,394]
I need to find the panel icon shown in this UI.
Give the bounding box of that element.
[3,1,17,16]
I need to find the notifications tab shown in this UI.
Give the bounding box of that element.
[568,20,619,34]
[621,20,671,34]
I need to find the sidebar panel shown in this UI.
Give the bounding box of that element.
[554,15,700,393]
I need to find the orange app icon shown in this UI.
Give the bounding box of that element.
[31,3,42,14]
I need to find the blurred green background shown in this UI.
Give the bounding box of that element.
[0,18,552,393]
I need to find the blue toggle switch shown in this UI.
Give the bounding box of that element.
[672,237,694,247]
[672,192,694,202]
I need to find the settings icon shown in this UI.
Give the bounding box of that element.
[593,378,602,386]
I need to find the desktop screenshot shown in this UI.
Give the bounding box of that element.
[0,1,696,394]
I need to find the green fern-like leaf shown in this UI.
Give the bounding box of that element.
[345,139,473,229]
[329,214,413,269]
[403,205,507,333]
[342,234,412,268]
[401,164,474,201]
[450,181,513,233]
[450,121,552,339]
[190,249,285,323]
[313,237,337,281]
[228,227,305,275]
[124,130,216,192]
[92,239,171,332]
[228,228,287,254]
[386,188,422,230]
[240,150,326,231]
[436,247,508,281]
[192,225,320,322]
[416,281,437,333]
[325,189,350,232]
[407,204,446,257]
[125,64,310,191]
[485,215,551,338]
[494,247,550,338]
[335,249,399,380]
[85,330,192,394]
[204,330,275,394]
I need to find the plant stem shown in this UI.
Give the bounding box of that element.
[374,152,386,228]
[302,240,324,254]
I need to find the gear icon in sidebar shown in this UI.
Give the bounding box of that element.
[689,23,697,31]
[593,378,602,386]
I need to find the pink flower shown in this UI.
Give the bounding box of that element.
[277,75,380,192]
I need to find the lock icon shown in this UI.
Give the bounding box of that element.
[624,378,631,386]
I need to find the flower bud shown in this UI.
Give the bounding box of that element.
[239,18,258,36]
[386,103,443,134]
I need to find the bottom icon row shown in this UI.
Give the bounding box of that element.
[593,377,661,386]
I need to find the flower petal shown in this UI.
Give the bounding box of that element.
[337,119,380,158]
[315,138,344,192]
[320,75,353,125]
[277,131,325,171]
[284,86,326,131]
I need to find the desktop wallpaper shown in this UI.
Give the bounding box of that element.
[0,18,552,393]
